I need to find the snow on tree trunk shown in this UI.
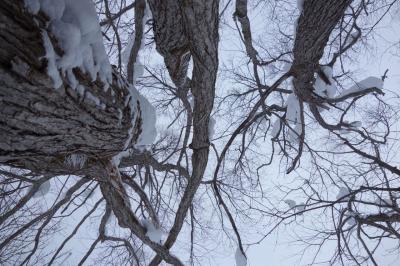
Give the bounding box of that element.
[0,0,155,175]
[291,0,351,103]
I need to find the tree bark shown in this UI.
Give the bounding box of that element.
[147,0,191,87]
[0,0,142,176]
[149,0,220,264]
[291,0,351,102]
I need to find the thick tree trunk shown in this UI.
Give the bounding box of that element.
[291,0,351,102]
[147,0,191,87]
[0,0,141,176]
[149,0,220,264]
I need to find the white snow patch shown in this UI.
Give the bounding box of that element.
[85,91,101,107]
[284,199,296,209]
[121,37,134,66]
[287,122,302,142]
[142,219,162,244]
[40,0,65,20]
[314,66,337,98]
[349,121,362,128]
[285,94,302,141]
[375,197,391,205]
[33,180,51,198]
[286,94,300,124]
[340,77,383,97]
[26,0,113,89]
[337,187,350,201]
[293,18,299,39]
[270,118,281,138]
[24,0,40,14]
[208,117,216,139]
[297,0,304,13]
[41,30,62,89]
[282,62,292,72]
[133,60,145,83]
[75,85,85,97]
[136,93,157,147]
[188,95,194,109]
[112,86,157,165]
[346,217,356,227]
[235,247,247,266]
[296,203,306,212]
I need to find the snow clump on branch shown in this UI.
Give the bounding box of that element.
[24,0,112,89]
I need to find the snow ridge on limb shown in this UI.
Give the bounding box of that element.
[25,0,112,90]
[22,0,156,168]
[235,246,247,266]
[291,0,352,103]
[339,76,383,97]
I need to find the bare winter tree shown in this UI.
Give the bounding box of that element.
[1,0,400,265]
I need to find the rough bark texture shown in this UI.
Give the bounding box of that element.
[0,1,220,264]
[149,0,219,264]
[0,0,142,176]
[0,1,185,264]
[97,162,183,265]
[291,0,351,102]
[147,0,191,87]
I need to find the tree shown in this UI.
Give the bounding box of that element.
[1,0,399,265]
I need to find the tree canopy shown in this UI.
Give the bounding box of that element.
[1,0,400,265]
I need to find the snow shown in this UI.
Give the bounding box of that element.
[284,199,296,209]
[40,0,65,20]
[270,118,281,138]
[133,60,145,83]
[64,153,87,169]
[296,203,305,212]
[297,0,304,13]
[135,93,157,147]
[112,86,157,165]
[121,37,134,66]
[282,62,292,72]
[375,197,391,205]
[336,187,350,200]
[33,180,51,198]
[340,77,383,97]
[75,85,85,97]
[41,30,62,89]
[346,217,356,227]
[188,95,194,109]
[25,0,157,166]
[235,247,247,266]
[285,94,302,141]
[286,94,300,125]
[24,0,40,14]
[85,91,101,107]
[287,122,302,141]
[293,18,299,38]
[142,219,162,244]
[349,121,362,128]
[25,0,113,89]
[208,117,216,139]
[314,66,337,98]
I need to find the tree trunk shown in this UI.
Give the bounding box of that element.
[0,0,141,176]
[149,0,220,264]
[147,0,191,87]
[291,0,351,102]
